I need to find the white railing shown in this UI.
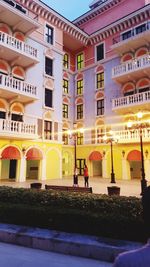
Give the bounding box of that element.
[0,73,37,97]
[0,31,38,59]
[116,128,150,142]
[112,55,150,78]
[112,91,150,109]
[0,119,37,136]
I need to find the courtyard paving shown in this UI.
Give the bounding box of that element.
[0,176,148,197]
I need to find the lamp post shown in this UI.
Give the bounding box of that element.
[127,112,147,195]
[68,123,84,185]
[104,130,117,184]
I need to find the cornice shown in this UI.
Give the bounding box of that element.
[16,0,89,45]
[73,0,122,26]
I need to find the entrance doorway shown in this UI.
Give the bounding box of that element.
[9,160,17,179]
[26,160,39,180]
[93,160,102,176]
[130,161,141,179]
[77,159,86,175]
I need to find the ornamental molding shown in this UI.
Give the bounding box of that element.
[16,0,150,46]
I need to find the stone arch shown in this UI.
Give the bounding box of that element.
[136,78,150,89]
[95,91,104,99]
[76,97,83,105]
[127,150,142,179]
[95,65,104,73]
[63,97,69,104]
[0,23,11,34]
[12,66,25,80]
[10,102,24,114]
[122,82,135,95]
[76,73,83,80]
[0,59,10,74]
[13,32,25,42]
[121,53,133,62]
[26,146,44,180]
[135,47,148,58]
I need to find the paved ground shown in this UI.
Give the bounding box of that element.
[0,242,112,267]
[0,177,148,197]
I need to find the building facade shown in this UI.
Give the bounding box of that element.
[0,0,150,182]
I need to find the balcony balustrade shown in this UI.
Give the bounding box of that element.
[0,31,39,67]
[116,128,150,143]
[112,90,150,111]
[0,119,38,139]
[112,54,150,82]
[0,73,38,103]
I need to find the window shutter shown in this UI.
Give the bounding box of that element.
[91,129,95,144]
[54,122,58,140]
[38,119,43,137]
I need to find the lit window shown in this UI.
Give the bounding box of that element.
[77,132,83,145]
[44,120,52,140]
[96,43,104,61]
[97,72,104,89]
[97,99,104,116]
[77,53,84,70]
[45,89,53,108]
[63,54,69,69]
[62,129,68,145]
[77,104,83,119]
[45,24,54,45]
[77,79,83,95]
[63,79,69,94]
[63,104,68,118]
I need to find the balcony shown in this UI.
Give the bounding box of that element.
[112,21,150,54]
[0,0,40,35]
[0,119,38,140]
[112,91,150,113]
[112,55,150,83]
[0,73,38,103]
[0,31,39,68]
[116,128,150,144]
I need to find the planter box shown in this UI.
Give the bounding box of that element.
[107,186,120,196]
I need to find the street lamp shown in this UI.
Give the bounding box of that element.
[68,123,84,185]
[103,130,118,184]
[127,112,147,195]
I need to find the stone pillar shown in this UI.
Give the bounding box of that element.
[18,156,26,182]
[102,155,108,178]
[122,158,129,180]
[40,157,46,181]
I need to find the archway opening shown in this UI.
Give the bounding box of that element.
[127,150,141,179]
[89,151,102,177]
[26,148,43,180]
[1,146,20,180]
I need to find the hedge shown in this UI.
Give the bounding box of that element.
[0,186,146,242]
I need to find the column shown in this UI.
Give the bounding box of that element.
[40,157,46,181]
[18,156,26,182]
[122,158,129,180]
[102,154,108,178]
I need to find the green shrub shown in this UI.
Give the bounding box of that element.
[0,186,145,241]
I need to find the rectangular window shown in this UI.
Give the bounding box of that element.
[44,120,52,140]
[77,132,83,145]
[45,57,53,76]
[96,43,104,61]
[77,79,83,95]
[97,99,104,116]
[45,88,53,108]
[97,72,104,89]
[135,23,146,35]
[62,129,68,145]
[77,104,83,119]
[63,79,69,94]
[45,24,53,45]
[77,53,84,70]
[122,30,132,40]
[63,53,69,69]
[63,104,68,118]
[0,111,6,119]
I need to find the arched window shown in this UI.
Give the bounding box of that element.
[123,83,135,96]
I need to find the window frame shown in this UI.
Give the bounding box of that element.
[96,72,104,90]
[45,57,53,77]
[77,79,83,95]
[96,43,105,62]
[77,132,83,145]
[45,88,53,108]
[45,24,54,45]
[63,103,69,119]
[44,120,52,140]
[97,98,104,116]
[63,53,69,69]
[77,53,84,70]
[77,104,83,120]
[63,79,69,94]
